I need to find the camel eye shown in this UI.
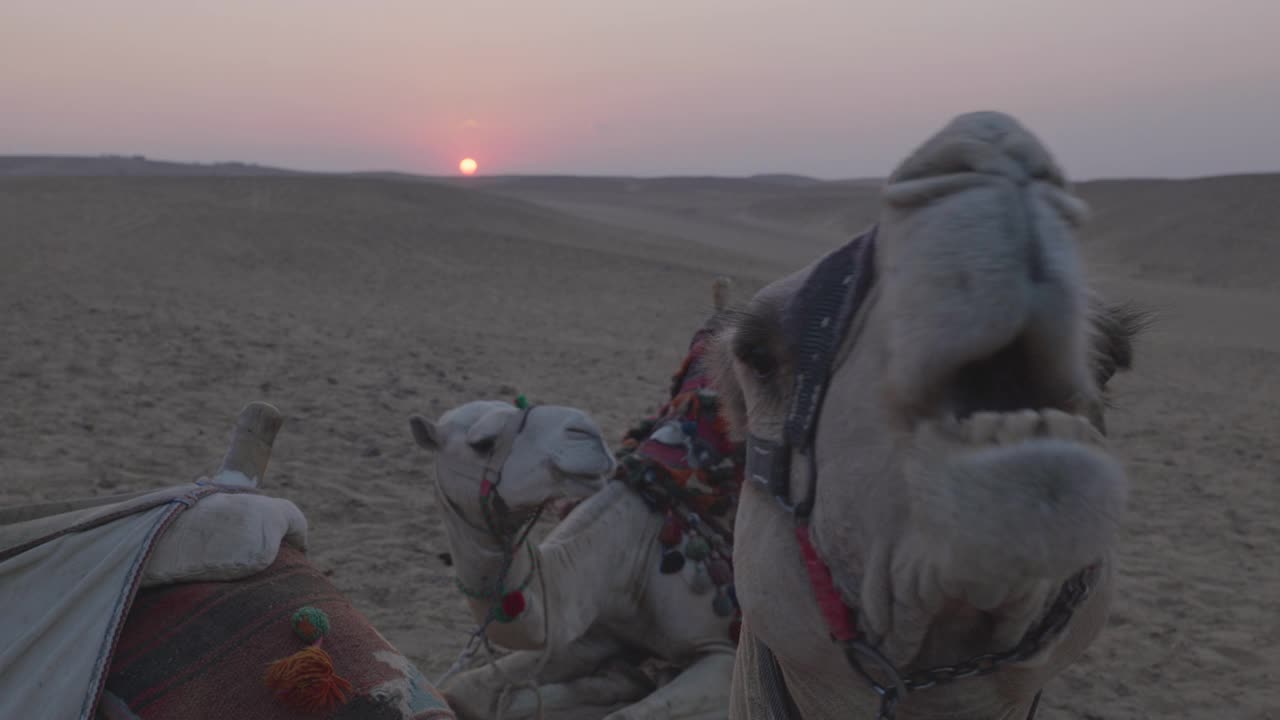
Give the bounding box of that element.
[739,343,778,381]
[469,438,496,455]
[729,307,783,383]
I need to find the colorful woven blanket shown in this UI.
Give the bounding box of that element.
[613,325,745,640]
[101,544,455,720]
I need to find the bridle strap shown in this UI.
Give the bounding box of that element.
[745,227,877,517]
[481,406,535,493]
[744,437,792,512]
[478,406,537,545]
[783,226,877,448]
[444,404,552,626]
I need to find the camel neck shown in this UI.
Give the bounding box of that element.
[434,481,534,599]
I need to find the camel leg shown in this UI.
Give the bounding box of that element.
[498,661,653,720]
[443,633,650,720]
[601,649,735,720]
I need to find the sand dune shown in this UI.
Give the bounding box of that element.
[471,175,876,267]
[1,170,1276,718]
[473,172,1280,292]
[1077,174,1280,291]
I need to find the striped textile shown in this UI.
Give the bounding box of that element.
[101,544,455,720]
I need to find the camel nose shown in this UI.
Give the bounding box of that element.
[877,112,1095,417]
[554,420,616,479]
[888,111,1066,188]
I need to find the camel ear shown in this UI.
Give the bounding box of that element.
[1089,300,1151,388]
[464,409,509,451]
[410,415,444,451]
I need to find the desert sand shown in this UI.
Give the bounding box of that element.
[1,164,1276,718]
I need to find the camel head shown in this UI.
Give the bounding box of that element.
[709,112,1147,713]
[410,401,616,532]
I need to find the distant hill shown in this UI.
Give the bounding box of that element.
[3,156,1275,290]
[746,173,821,186]
[0,155,307,177]
[0,174,773,306]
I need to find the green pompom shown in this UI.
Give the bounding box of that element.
[514,394,530,410]
[291,606,330,643]
[685,536,711,562]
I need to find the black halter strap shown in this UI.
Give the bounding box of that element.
[744,226,877,518]
[478,405,540,547]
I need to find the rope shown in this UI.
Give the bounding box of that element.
[435,504,544,685]
[490,548,553,720]
[435,617,496,688]
[435,494,552,716]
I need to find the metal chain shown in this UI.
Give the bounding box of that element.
[844,564,1097,719]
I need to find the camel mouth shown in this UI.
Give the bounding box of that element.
[945,333,1083,418]
[919,407,1104,449]
[912,325,1100,447]
[554,468,610,498]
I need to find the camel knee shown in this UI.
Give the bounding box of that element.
[439,670,499,720]
[602,651,734,720]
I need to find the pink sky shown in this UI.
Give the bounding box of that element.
[3,0,1278,179]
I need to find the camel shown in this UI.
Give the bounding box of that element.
[701,111,1148,719]
[409,282,744,720]
[0,402,456,720]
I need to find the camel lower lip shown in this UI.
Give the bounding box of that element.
[918,438,1128,582]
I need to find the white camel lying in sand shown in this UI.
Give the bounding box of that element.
[410,284,742,720]
[704,111,1145,719]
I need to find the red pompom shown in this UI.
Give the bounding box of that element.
[501,590,526,619]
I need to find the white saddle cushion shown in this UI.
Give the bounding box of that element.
[141,490,308,587]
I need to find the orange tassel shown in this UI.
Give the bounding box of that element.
[264,645,353,713]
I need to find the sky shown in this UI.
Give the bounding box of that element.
[3,0,1279,179]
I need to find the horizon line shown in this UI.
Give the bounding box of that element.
[2,152,1278,185]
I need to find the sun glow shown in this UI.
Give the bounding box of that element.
[459,157,478,175]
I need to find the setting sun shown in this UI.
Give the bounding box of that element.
[459,157,478,175]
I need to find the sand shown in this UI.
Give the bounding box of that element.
[1,169,1276,718]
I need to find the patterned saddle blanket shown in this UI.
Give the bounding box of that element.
[0,484,454,720]
[611,323,746,640]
